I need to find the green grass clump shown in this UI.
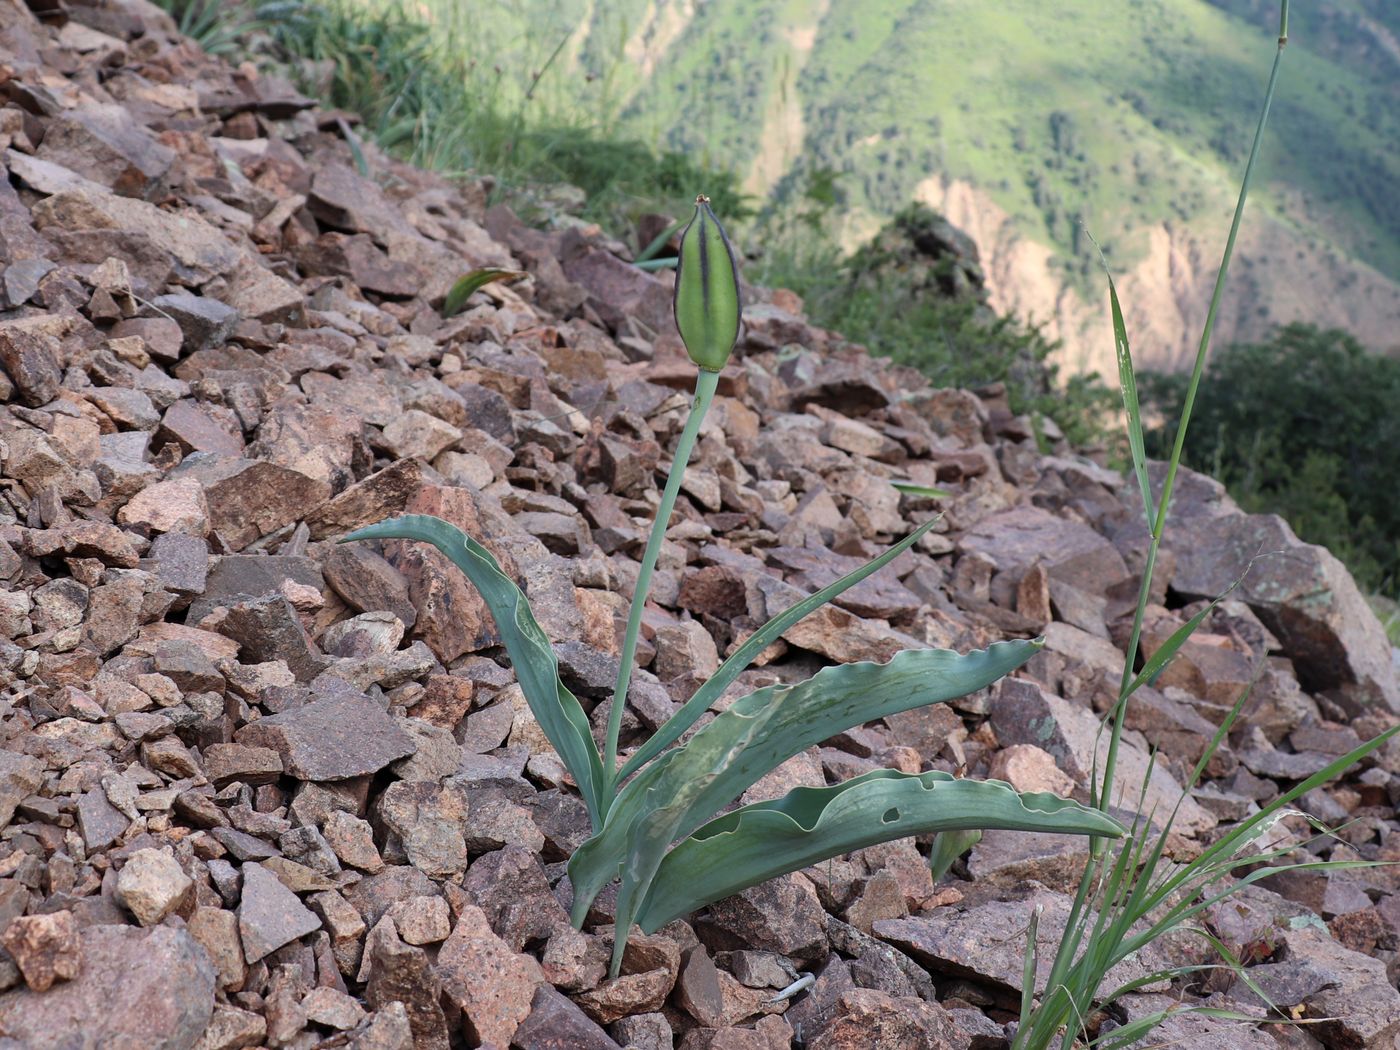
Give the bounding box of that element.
[1141,323,1400,598]
[1012,6,1400,1046]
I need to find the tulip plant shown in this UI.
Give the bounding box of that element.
[346,195,1122,975]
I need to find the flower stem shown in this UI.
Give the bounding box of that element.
[603,368,721,793]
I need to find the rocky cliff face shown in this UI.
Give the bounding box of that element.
[1,1,1399,1048]
[914,174,1400,377]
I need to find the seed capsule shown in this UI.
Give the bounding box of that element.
[673,194,741,372]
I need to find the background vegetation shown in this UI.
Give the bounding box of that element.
[1143,324,1400,600]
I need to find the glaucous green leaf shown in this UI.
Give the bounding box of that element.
[342,515,607,825]
[442,268,526,318]
[927,829,982,882]
[636,770,1122,930]
[615,517,941,784]
[570,639,1042,971]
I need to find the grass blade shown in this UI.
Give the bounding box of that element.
[1105,265,1153,524]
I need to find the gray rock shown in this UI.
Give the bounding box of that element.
[373,780,468,876]
[874,887,1168,1000]
[1169,510,1400,713]
[115,847,193,926]
[151,293,239,351]
[0,924,214,1049]
[0,750,43,832]
[0,326,62,408]
[236,692,416,780]
[237,860,322,963]
[513,983,623,1050]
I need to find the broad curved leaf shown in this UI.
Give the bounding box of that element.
[343,515,606,825]
[615,517,941,784]
[637,770,1123,930]
[570,639,1041,971]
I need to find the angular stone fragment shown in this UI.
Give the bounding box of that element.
[115,847,193,926]
[436,905,543,1048]
[322,809,384,873]
[699,874,828,961]
[364,921,449,1050]
[302,986,366,1030]
[0,750,44,831]
[77,785,129,850]
[806,988,961,1050]
[117,477,209,535]
[237,693,416,780]
[990,678,1214,835]
[220,594,328,682]
[1169,510,1400,713]
[874,887,1165,998]
[0,911,80,992]
[151,293,239,351]
[513,983,623,1050]
[0,326,61,406]
[381,408,460,461]
[187,907,247,992]
[34,189,240,283]
[172,455,331,550]
[193,1005,267,1050]
[36,105,175,197]
[0,924,214,1050]
[305,458,423,540]
[237,861,321,963]
[159,399,245,457]
[204,743,283,787]
[373,779,469,876]
[575,969,672,1025]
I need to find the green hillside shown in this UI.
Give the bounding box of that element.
[417,0,1400,369]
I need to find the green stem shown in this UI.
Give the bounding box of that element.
[603,368,721,791]
[1095,3,1287,821]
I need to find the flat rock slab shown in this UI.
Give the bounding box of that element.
[1168,511,1400,713]
[0,924,215,1049]
[237,693,416,780]
[238,860,322,963]
[874,887,1169,1004]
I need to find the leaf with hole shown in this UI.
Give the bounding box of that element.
[635,770,1122,930]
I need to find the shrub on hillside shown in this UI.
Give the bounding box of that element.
[758,203,1113,446]
[1141,323,1400,595]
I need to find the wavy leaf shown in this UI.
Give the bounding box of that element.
[570,639,1041,971]
[637,770,1122,930]
[615,517,941,784]
[342,515,607,824]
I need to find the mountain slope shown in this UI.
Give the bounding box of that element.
[461,0,1400,374]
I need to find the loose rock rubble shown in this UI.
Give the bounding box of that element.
[1,1,1399,1047]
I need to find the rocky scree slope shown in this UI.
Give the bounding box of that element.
[0,1,1399,1048]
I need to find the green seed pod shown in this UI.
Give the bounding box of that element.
[673,195,741,372]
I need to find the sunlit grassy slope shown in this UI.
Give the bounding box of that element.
[419,0,1399,293]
